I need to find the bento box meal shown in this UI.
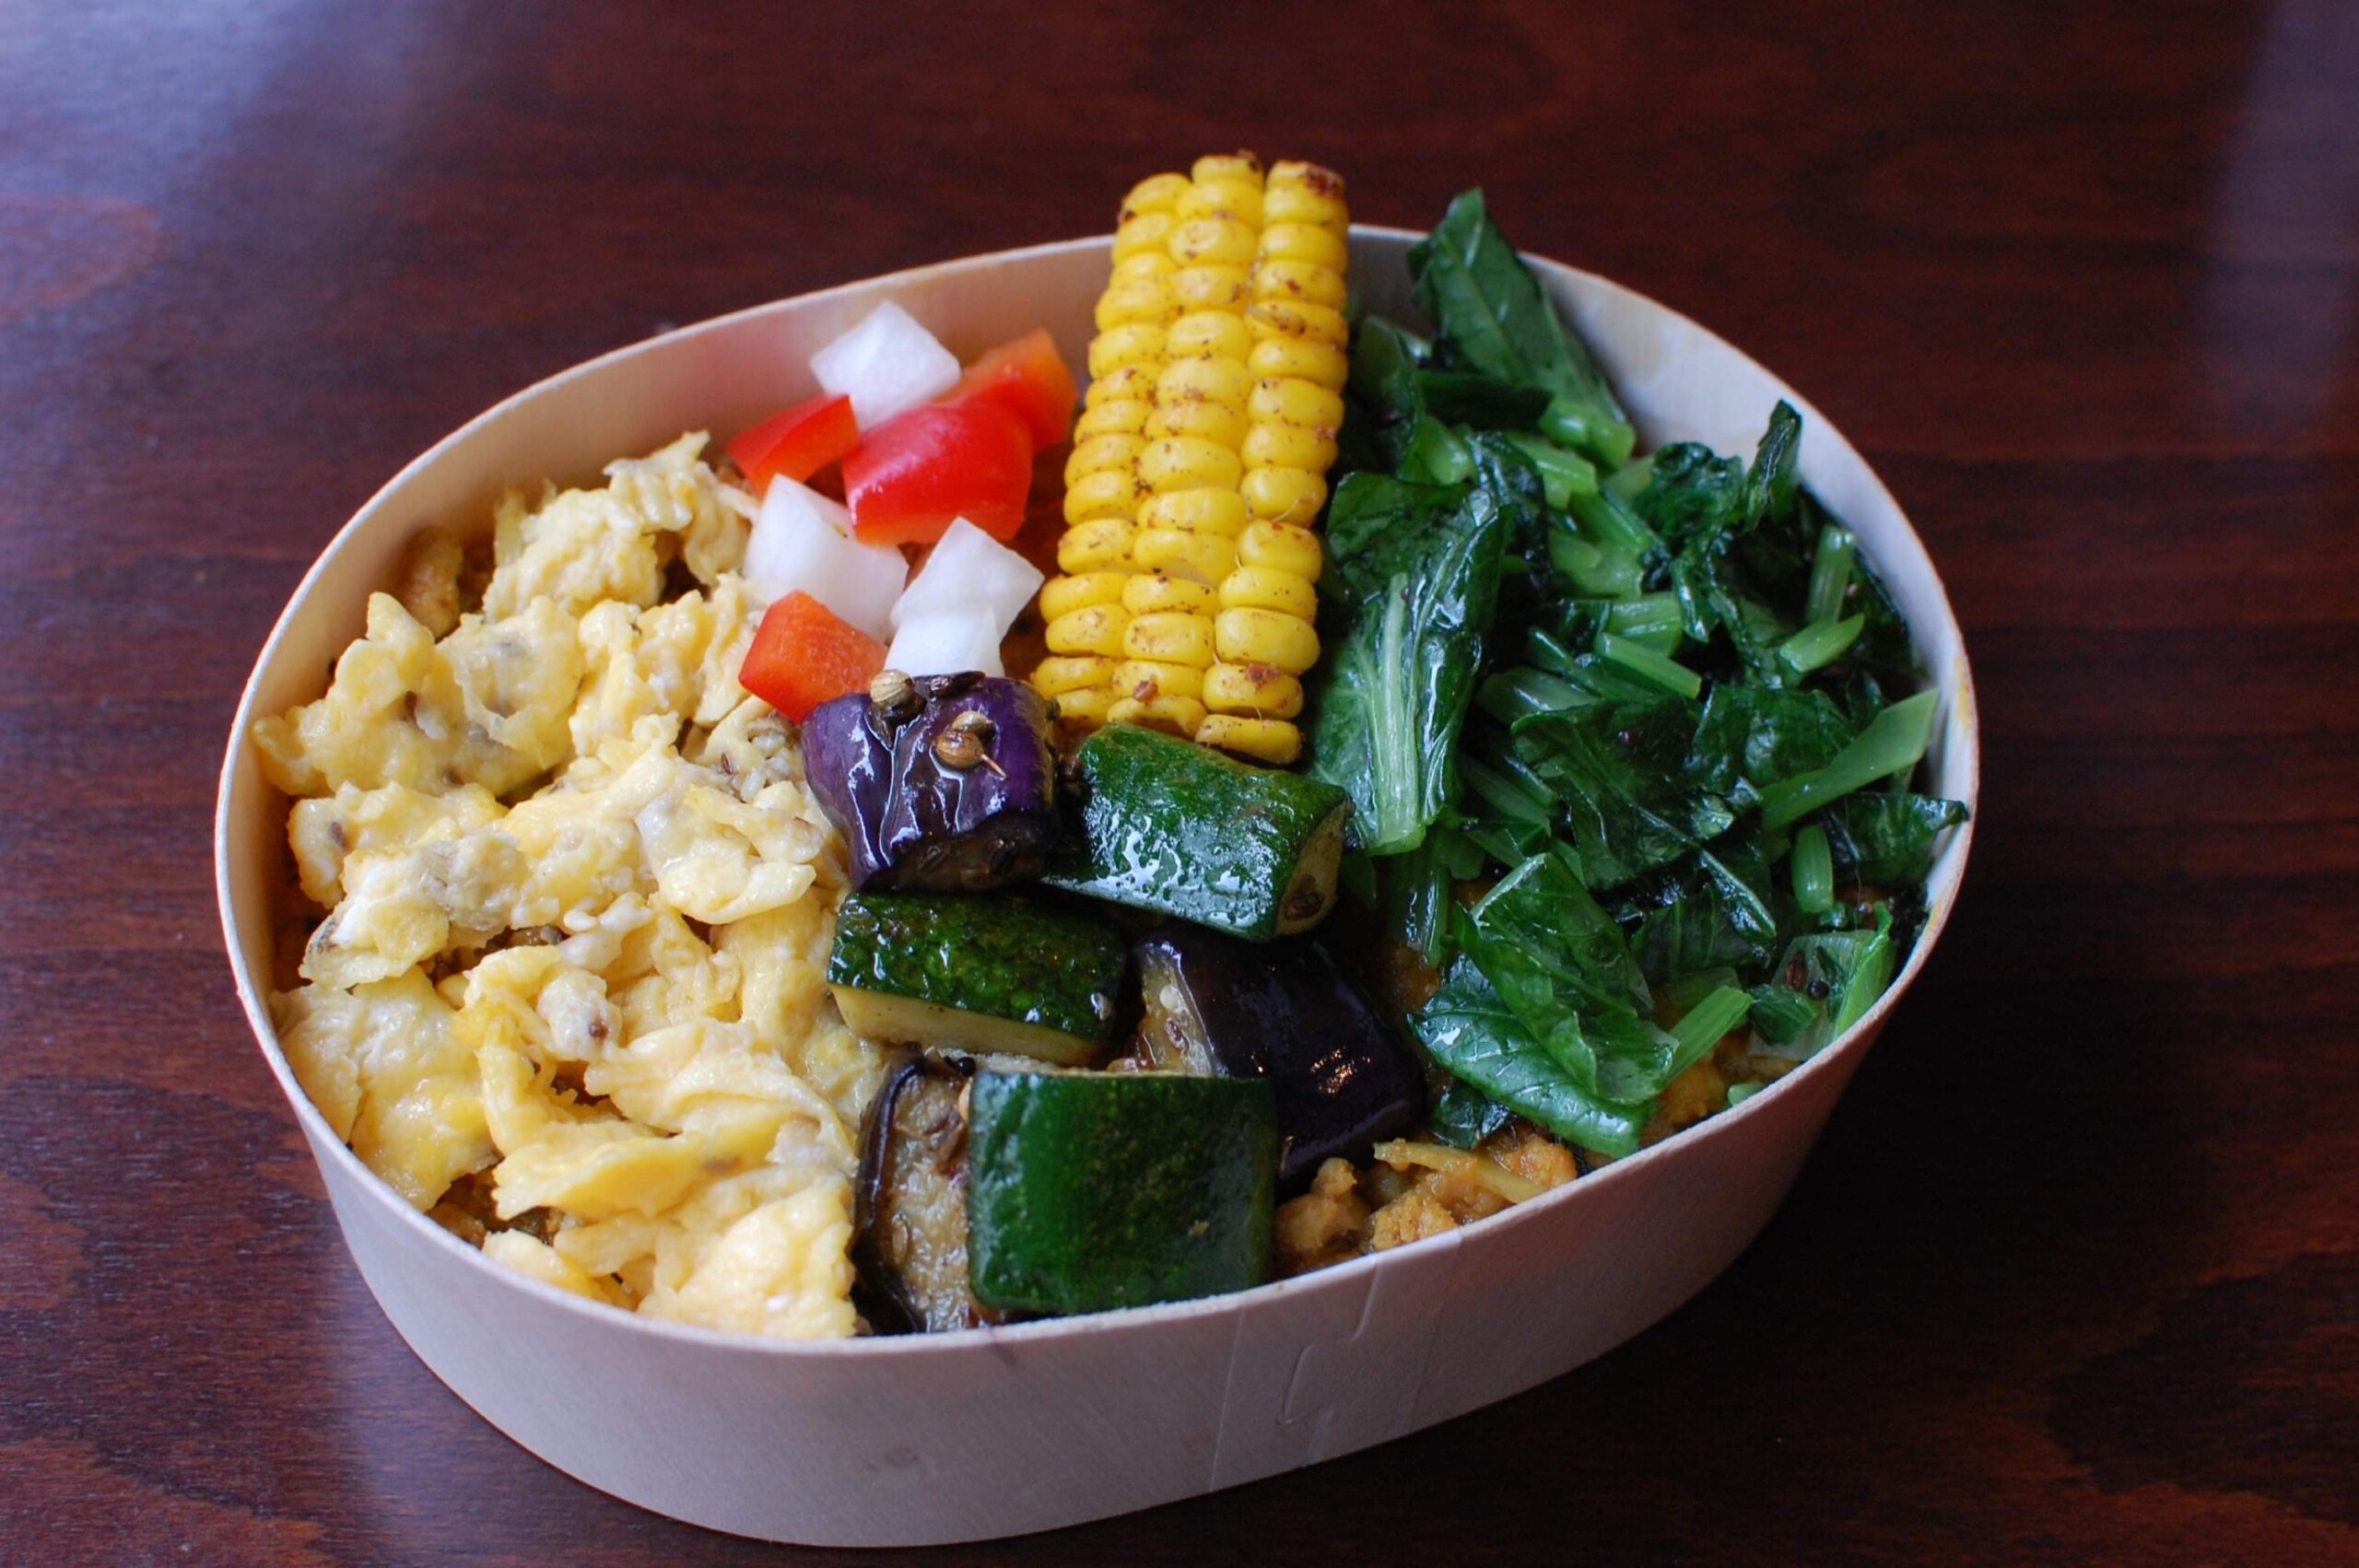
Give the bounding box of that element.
[220,152,1976,1543]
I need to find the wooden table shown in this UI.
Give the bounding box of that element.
[5,3,2353,1562]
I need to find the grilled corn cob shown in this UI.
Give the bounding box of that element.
[1035,155,1348,765]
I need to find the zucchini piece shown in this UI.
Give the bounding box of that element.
[967,1070,1277,1315]
[1045,724,1354,940]
[827,893,1128,1066]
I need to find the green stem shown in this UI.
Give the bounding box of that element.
[1778,613,1865,677]
[1595,630,1703,700]
[1756,690,1940,830]
[1805,523,1856,625]
[1503,432,1600,509]
[1790,824,1835,914]
[1669,986,1753,1075]
[1551,529,1642,598]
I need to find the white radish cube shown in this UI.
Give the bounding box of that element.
[885,605,1003,678]
[743,476,908,640]
[890,518,1045,634]
[809,301,961,429]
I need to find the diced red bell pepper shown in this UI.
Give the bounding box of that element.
[738,591,886,722]
[726,392,860,493]
[952,328,1077,449]
[843,397,1033,545]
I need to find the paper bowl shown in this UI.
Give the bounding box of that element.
[216,230,1978,1547]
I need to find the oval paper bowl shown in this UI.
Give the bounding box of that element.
[216,230,1978,1548]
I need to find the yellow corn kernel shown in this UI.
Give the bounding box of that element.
[1086,365,1157,407]
[1156,357,1254,413]
[1121,572,1215,615]
[1111,210,1175,263]
[1218,565,1317,619]
[1262,184,1347,231]
[1065,433,1146,486]
[1167,216,1259,270]
[1112,250,1178,281]
[1039,571,1130,621]
[1169,264,1250,313]
[1238,519,1323,579]
[1110,659,1204,703]
[1250,258,1349,312]
[1165,310,1253,363]
[1240,422,1339,474]
[1195,714,1301,766]
[1046,603,1130,658]
[1145,398,1250,450]
[1088,323,1166,379]
[1057,517,1135,573]
[1240,466,1329,524]
[1175,181,1263,228]
[1133,527,1238,585]
[1031,654,1117,698]
[1120,172,1190,219]
[1191,151,1263,184]
[1074,397,1153,439]
[1249,377,1344,433]
[1122,610,1218,667]
[1215,606,1320,673]
[1095,276,1178,331]
[1249,336,1350,390]
[1137,487,1250,539]
[1108,692,1210,736]
[1203,662,1305,719]
[1050,686,1117,729]
[1247,299,1351,348]
[1139,437,1243,494]
[1063,468,1144,525]
[1257,221,1349,273]
[1265,158,1334,186]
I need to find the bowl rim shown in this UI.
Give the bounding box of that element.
[214,227,1980,1358]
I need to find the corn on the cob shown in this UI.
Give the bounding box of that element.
[1034,155,1348,766]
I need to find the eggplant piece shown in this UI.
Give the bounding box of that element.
[852,1051,987,1334]
[1133,928,1426,1184]
[802,672,1061,892]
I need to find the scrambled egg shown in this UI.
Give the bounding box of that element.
[264,435,875,1340]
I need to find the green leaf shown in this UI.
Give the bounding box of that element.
[1818,793,1969,886]
[1688,685,1860,800]
[1632,441,1746,547]
[1743,401,1803,527]
[1407,189,1635,468]
[1414,959,1651,1158]
[1618,841,1790,988]
[1464,850,1654,1016]
[1415,369,1552,431]
[1426,1076,1513,1150]
[1506,696,1734,889]
[1309,474,1513,855]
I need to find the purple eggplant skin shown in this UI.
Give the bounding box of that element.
[852,1051,990,1335]
[802,673,1062,893]
[1133,927,1426,1185]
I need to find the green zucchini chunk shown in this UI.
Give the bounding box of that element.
[967,1070,1278,1315]
[1044,723,1354,940]
[826,893,1128,1066]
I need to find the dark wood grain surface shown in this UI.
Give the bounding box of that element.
[5,2,2353,1562]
